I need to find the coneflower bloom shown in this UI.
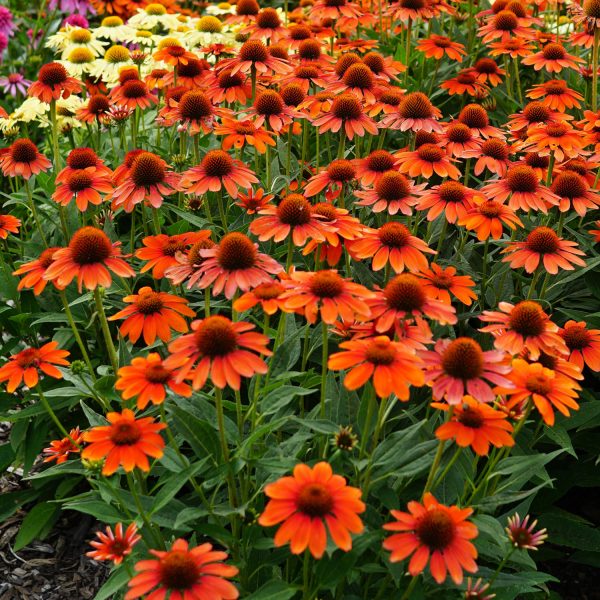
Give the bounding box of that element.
[380,91,443,133]
[439,122,483,158]
[110,152,180,212]
[235,188,274,214]
[14,247,63,295]
[281,270,373,324]
[304,159,357,197]
[433,396,515,455]
[28,62,81,102]
[480,300,568,359]
[312,92,378,140]
[164,315,271,390]
[164,238,218,288]
[180,150,258,199]
[109,287,195,345]
[82,409,165,475]
[489,37,535,58]
[110,79,158,111]
[349,222,435,273]
[416,34,466,61]
[417,181,480,223]
[126,539,239,600]
[441,70,488,97]
[419,264,477,305]
[258,461,365,559]
[327,63,382,104]
[383,493,478,584]
[354,150,400,186]
[526,79,584,112]
[395,144,461,179]
[135,232,211,279]
[192,232,283,299]
[472,58,505,86]
[153,43,197,66]
[43,427,83,465]
[559,320,600,371]
[164,90,217,136]
[0,138,51,179]
[0,214,21,239]
[246,89,297,132]
[354,171,425,216]
[58,147,112,180]
[76,93,111,124]
[502,227,586,274]
[87,523,141,565]
[367,86,404,117]
[115,353,192,409]
[389,0,436,22]
[52,167,113,212]
[218,39,292,76]
[474,138,512,176]
[44,226,134,292]
[203,68,252,104]
[249,193,331,247]
[465,577,496,600]
[233,280,288,315]
[505,514,548,550]
[477,10,535,43]
[369,274,457,332]
[0,341,70,392]
[171,58,210,89]
[496,359,580,426]
[523,122,585,163]
[328,335,424,399]
[459,198,522,240]
[521,42,584,73]
[244,7,287,41]
[422,337,512,404]
[481,165,559,213]
[215,118,276,154]
[457,103,503,139]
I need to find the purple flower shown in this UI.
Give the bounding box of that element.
[0,7,14,38]
[63,14,90,28]
[0,73,31,97]
[0,33,8,61]
[48,0,95,16]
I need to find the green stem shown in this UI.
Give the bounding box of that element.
[594,29,600,112]
[24,180,47,246]
[399,576,419,600]
[422,407,454,495]
[37,385,77,444]
[320,320,328,419]
[126,472,164,549]
[489,547,515,588]
[93,287,119,375]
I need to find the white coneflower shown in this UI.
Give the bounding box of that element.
[94,16,135,42]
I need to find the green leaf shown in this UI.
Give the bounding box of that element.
[61,497,123,523]
[0,443,16,472]
[170,405,221,464]
[151,459,208,515]
[13,503,60,551]
[94,567,129,600]
[260,385,313,416]
[244,581,297,600]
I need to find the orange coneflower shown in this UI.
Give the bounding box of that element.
[14,247,64,295]
[28,62,82,103]
[52,167,113,212]
[82,409,165,475]
[474,138,513,176]
[171,58,210,89]
[522,42,584,73]
[354,150,400,185]
[235,188,274,214]
[0,341,70,393]
[481,165,559,213]
[369,274,457,332]
[367,86,405,117]
[144,68,170,91]
[395,144,461,179]
[439,122,483,158]
[110,151,180,212]
[457,103,503,139]
[502,227,586,274]
[115,353,192,409]
[246,89,298,133]
[233,280,288,315]
[380,91,443,133]
[153,43,197,67]
[416,34,466,61]
[459,197,522,240]
[43,427,83,464]
[328,335,424,399]
[383,493,478,584]
[312,92,378,140]
[215,118,276,154]
[0,138,51,179]
[162,90,218,136]
[58,147,112,181]
[203,68,252,104]
[389,0,436,22]
[192,232,283,299]
[164,237,217,289]
[349,222,435,273]
[280,269,373,324]
[110,79,158,111]
[244,7,287,41]
[304,159,357,197]
[327,63,383,104]
[258,461,365,558]
[218,39,292,76]
[489,37,535,58]
[477,10,535,43]
[496,359,580,426]
[44,226,134,292]
[363,51,406,81]
[417,181,481,223]
[523,122,586,163]
[354,171,425,216]
[419,264,476,306]
[164,315,271,390]
[441,70,488,97]
[480,300,568,359]
[559,320,600,371]
[135,231,210,279]
[526,79,584,112]
[432,396,515,455]
[0,214,21,239]
[76,94,112,124]
[87,523,141,565]
[298,90,335,119]
[180,150,258,199]
[472,58,505,86]
[249,193,332,247]
[422,337,512,404]
[109,287,195,345]
[126,538,239,600]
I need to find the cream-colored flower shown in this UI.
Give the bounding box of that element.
[94,17,136,42]
[11,98,49,123]
[127,4,182,30]
[205,2,236,15]
[90,45,133,83]
[58,47,97,77]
